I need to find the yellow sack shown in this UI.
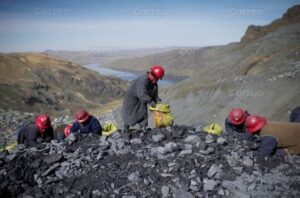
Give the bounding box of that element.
[149,103,174,128]
[0,142,17,152]
[102,122,118,136]
[203,123,223,136]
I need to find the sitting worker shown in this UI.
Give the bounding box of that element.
[70,110,102,135]
[121,65,164,132]
[245,115,300,157]
[17,114,54,146]
[290,106,300,123]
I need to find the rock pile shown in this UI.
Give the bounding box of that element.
[1,125,300,197]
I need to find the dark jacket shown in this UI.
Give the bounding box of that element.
[225,118,246,134]
[121,73,159,126]
[17,123,54,146]
[71,115,102,135]
[290,106,300,123]
[245,121,300,157]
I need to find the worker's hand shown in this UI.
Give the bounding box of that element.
[149,100,157,108]
[156,97,162,104]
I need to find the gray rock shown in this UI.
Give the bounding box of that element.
[152,134,165,143]
[170,185,194,198]
[92,189,101,196]
[122,196,136,198]
[217,188,225,196]
[207,164,221,178]
[199,147,214,155]
[184,144,193,150]
[161,185,170,197]
[111,132,122,139]
[184,135,201,144]
[130,138,142,144]
[180,149,193,155]
[143,178,150,186]
[165,142,177,153]
[166,126,173,132]
[42,163,60,177]
[43,154,63,164]
[243,157,253,167]
[128,171,141,182]
[205,134,216,144]
[5,154,16,162]
[217,137,227,145]
[203,179,217,191]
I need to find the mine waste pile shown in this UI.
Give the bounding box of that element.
[1,124,300,197]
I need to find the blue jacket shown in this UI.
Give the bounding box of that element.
[71,115,102,135]
[17,123,54,146]
[290,106,300,123]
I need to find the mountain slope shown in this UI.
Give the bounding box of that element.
[105,5,300,126]
[161,6,300,126]
[0,53,127,115]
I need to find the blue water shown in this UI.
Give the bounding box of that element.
[83,63,174,87]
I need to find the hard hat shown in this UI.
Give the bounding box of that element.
[246,115,267,133]
[64,124,72,138]
[76,110,90,123]
[228,108,247,125]
[35,114,51,132]
[150,65,165,80]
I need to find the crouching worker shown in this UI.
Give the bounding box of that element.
[121,65,164,132]
[17,114,54,147]
[245,115,300,157]
[70,110,102,135]
[225,108,250,133]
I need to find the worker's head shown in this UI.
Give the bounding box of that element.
[228,108,247,125]
[64,124,72,138]
[246,115,267,133]
[148,65,165,84]
[76,110,90,124]
[35,114,51,133]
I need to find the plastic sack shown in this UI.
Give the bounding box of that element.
[203,123,223,136]
[0,142,17,152]
[149,103,174,128]
[102,122,118,136]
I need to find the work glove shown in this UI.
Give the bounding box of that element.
[149,100,157,108]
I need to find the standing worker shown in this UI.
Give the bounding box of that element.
[122,65,165,132]
[17,114,54,146]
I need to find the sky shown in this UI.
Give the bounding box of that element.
[0,0,299,52]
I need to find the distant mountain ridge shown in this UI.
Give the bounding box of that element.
[0,53,127,115]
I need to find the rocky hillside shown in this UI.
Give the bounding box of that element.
[0,53,127,115]
[240,5,300,45]
[104,5,300,126]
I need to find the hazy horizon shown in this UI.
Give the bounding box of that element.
[1,0,300,52]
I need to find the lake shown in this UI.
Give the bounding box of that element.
[83,63,177,87]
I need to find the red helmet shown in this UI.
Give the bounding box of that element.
[76,110,90,123]
[35,114,51,132]
[246,115,267,133]
[150,65,165,80]
[64,124,72,138]
[228,108,246,125]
